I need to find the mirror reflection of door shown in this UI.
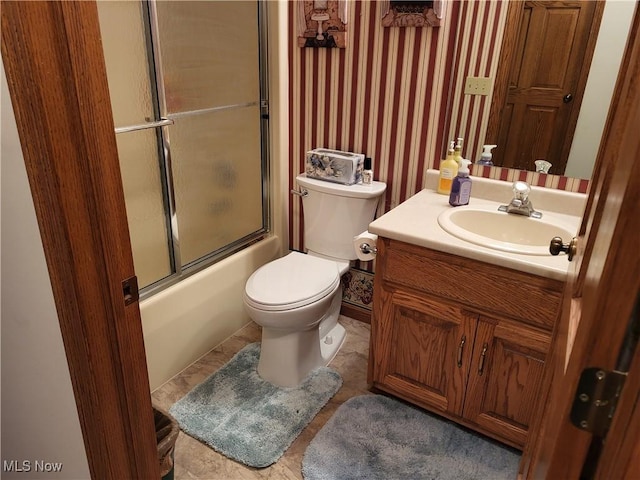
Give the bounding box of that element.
[486,1,603,175]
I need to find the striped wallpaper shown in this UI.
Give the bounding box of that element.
[288,0,590,253]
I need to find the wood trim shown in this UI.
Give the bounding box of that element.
[576,2,640,294]
[522,3,640,477]
[340,302,372,324]
[1,2,159,478]
[544,127,640,477]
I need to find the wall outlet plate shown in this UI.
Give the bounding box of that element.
[464,76,492,96]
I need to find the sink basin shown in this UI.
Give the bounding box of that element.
[437,206,575,255]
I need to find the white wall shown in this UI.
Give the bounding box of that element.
[565,0,636,179]
[1,62,91,479]
[142,1,290,391]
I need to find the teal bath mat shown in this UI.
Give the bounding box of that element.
[302,394,521,480]
[169,342,342,468]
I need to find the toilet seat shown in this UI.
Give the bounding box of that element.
[244,252,340,312]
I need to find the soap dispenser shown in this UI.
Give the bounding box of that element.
[449,159,472,207]
[454,137,464,166]
[437,140,459,195]
[477,145,497,166]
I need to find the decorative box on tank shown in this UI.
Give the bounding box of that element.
[305,148,364,185]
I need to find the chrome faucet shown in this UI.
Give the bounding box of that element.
[498,181,543,218]
[535,160,552,173]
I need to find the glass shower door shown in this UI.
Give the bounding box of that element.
[153,0,265,266]
[98,1,172,288]
[98,0,268,291]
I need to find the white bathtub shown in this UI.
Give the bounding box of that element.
[141,235,281,390]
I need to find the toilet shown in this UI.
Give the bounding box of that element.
[243,174,386,387]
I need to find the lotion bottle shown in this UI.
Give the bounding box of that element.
[454,137,464,166]
[449,159,472,206]
[477,145,497,166]
[437,141,458,195]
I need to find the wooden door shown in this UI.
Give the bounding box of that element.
[463,316,551,448]
[371,283,475,416]
[522,4,640,478]
[487,1,602,174]
[1,2,160,478]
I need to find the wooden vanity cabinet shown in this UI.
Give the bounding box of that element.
[368,238,563,449]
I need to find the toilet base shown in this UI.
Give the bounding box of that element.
[320,322,346,366]
[257,288,346,387]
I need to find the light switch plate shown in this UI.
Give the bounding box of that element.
[464,76,492,96]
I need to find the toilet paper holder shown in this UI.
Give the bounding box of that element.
[359,242,377,256]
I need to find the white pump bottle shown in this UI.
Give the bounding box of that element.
[477,145,497,166]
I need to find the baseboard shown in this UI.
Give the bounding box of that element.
[340,302,371,324]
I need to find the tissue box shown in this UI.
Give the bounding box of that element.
[305,148,364,185]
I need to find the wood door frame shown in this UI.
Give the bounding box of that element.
[521,3,640,477]
[486,1,604,173]
[1,2,159,478]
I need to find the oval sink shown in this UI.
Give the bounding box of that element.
[437,207,575,255]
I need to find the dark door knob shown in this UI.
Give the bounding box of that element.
[563,93,573,103]
[550,236,578,261]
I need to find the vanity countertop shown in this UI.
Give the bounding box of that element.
[368,170,587,281]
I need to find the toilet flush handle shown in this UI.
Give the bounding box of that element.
[291,188,308,198]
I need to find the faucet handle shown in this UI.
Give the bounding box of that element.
[535,160,552,173]
[512,181,531,201]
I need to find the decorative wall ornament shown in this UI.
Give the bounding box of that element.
[381,0,446,28]
[297,0,347,48]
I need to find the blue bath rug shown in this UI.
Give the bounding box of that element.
[302,394,521,480]
[169,342,342,468]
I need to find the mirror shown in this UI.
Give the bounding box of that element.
[446,0,635,180]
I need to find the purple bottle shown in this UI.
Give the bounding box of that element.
[449,159,472,207]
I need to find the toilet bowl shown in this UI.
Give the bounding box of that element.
[244,251,347,387]
[244,173,386,387]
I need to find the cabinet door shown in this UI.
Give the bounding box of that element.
[371,287,476,416]
[463,316,551,447]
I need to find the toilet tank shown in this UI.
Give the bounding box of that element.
[296,174,386,261]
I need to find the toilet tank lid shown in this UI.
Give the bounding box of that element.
[296,174,386,199]
[245,252,340,308]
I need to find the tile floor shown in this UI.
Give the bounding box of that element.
[151,316,372,479]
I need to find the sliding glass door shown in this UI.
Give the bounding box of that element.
[97,0,269,293]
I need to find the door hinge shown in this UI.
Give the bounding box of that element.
[570,367,627,437]
[122,276,139,306]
